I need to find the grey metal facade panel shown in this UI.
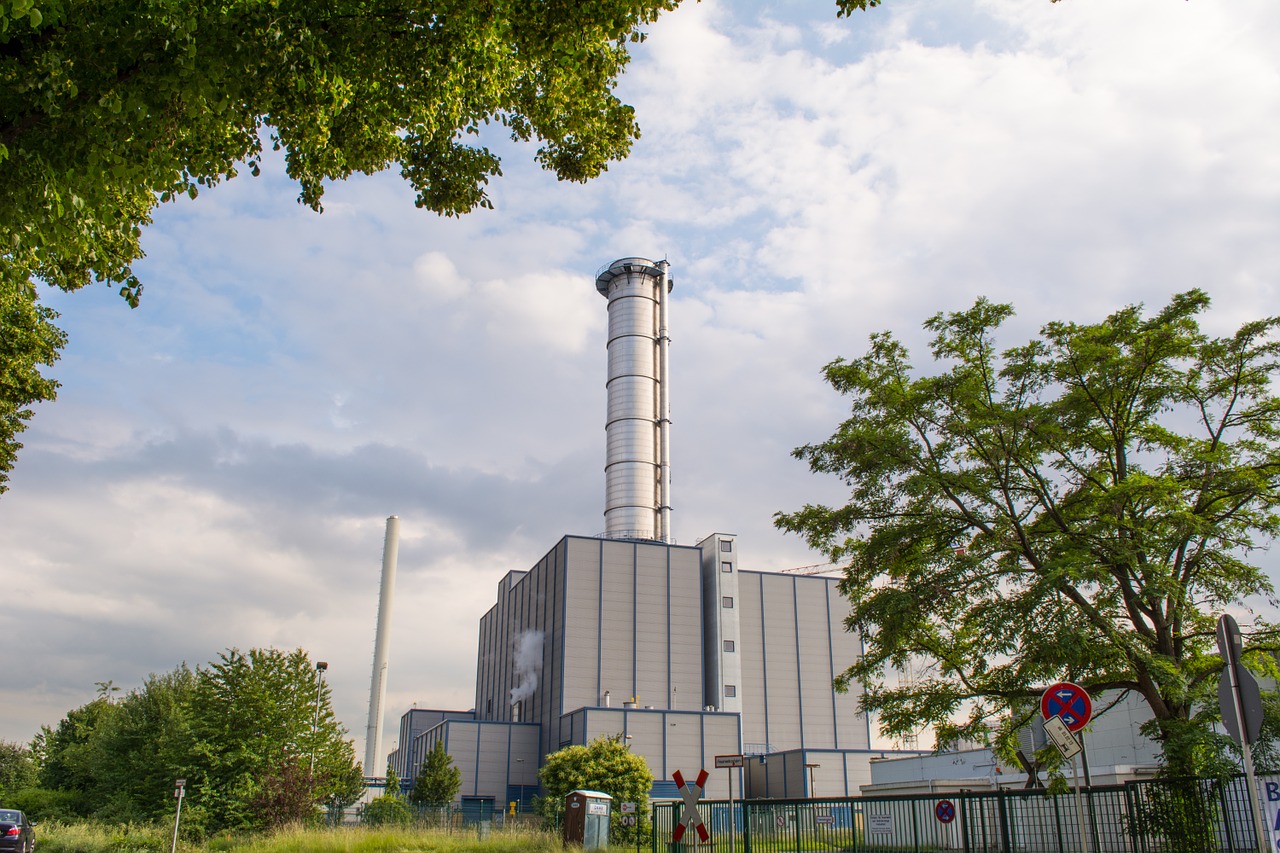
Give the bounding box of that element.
[734,571,871,756]
[737,572,769,747]
[795,578,838,749]
[697,533,742,715]
[574,708,741,801]
[760,574,803,749]
[470,537,573,766]
[561,554,601,710]
[824,578,870,750]
[396,709,476,780]
[423,720,540,805]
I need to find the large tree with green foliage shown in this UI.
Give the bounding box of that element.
[409,741,461,806]
[775,291,1280,773]
[32,694,115,811]
[82,666,198,823]
[537,734,652,843]
[0,740,37,800]
[188,647,362,830]
[0,0,682,488]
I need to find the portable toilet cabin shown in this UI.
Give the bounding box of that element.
[564,790,612,850]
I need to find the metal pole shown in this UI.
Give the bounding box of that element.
[170,781,185,853]
[1071,757,1090,853]
[1079,732,1099,853]
[656,259,672,542]
[1225,634,1270,853]
[728,767,735,853]
[310,660,328,776]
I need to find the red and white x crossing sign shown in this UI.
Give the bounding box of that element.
[671,768,710,844]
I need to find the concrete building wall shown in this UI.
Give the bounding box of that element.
[415,719,541,807]
[474,535,705,765]
[736,571,870,754]
[474,542,568,765]
[559,536,704,729]
[559,707,743,800]
[698,533,743,714]
[388,708,475,781]
[743,748,912,799]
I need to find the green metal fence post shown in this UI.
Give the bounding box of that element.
[997,790,1013,853]
[960,794,972,853]
[1052,792,1065,853]
[1217,780,1237,853]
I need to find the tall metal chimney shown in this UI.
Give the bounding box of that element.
[595,258,672,542]
[364,515,399,775]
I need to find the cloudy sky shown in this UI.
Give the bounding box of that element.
[3,0,1278,759]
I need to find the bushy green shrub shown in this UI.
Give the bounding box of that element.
[4,787,81,822]
[360,795,411,827]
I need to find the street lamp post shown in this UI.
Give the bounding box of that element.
[310,661,329,777]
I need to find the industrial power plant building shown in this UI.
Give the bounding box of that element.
[387,259,900,809]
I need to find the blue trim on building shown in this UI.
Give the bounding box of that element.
[504,723,512,796]
[596,538,604,708]
[793,575,805,750]
[666,546,673,714]
[825,579,839,748]
[473,722,482,796]
[632,541,639,699]
[759,573,771,748]
[558,537,568,742]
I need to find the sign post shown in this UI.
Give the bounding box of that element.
[715,755,744,853]
[1042,682,1092,853]
[1217,614,1269,853]
[170,778,186,853]
[620,802,640,853]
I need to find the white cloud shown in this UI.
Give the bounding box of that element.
[3,0,1278,752]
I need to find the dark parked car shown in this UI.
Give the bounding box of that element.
[0,809,33,853]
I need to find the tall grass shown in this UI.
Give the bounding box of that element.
[33,820,178,853]
[33,822,590,853]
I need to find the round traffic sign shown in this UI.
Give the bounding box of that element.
[1041,681,1092,732]
[935,800,956,824]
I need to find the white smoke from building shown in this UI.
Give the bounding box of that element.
[509,630,544,704]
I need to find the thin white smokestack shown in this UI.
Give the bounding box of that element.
[364,515,400,774]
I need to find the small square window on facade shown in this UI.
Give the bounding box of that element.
[724,640,735,652]
[720,541,732,552]
[724,685,737,697]
[722,596,734,608]
[721,561,733,573]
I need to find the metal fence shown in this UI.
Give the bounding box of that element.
[652,776,1264,853]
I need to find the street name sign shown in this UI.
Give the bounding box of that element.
[1043,714,1082,761]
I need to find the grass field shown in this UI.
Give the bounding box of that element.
[33,821,643,853]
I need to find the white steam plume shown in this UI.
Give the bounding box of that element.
[509,630,544,705]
